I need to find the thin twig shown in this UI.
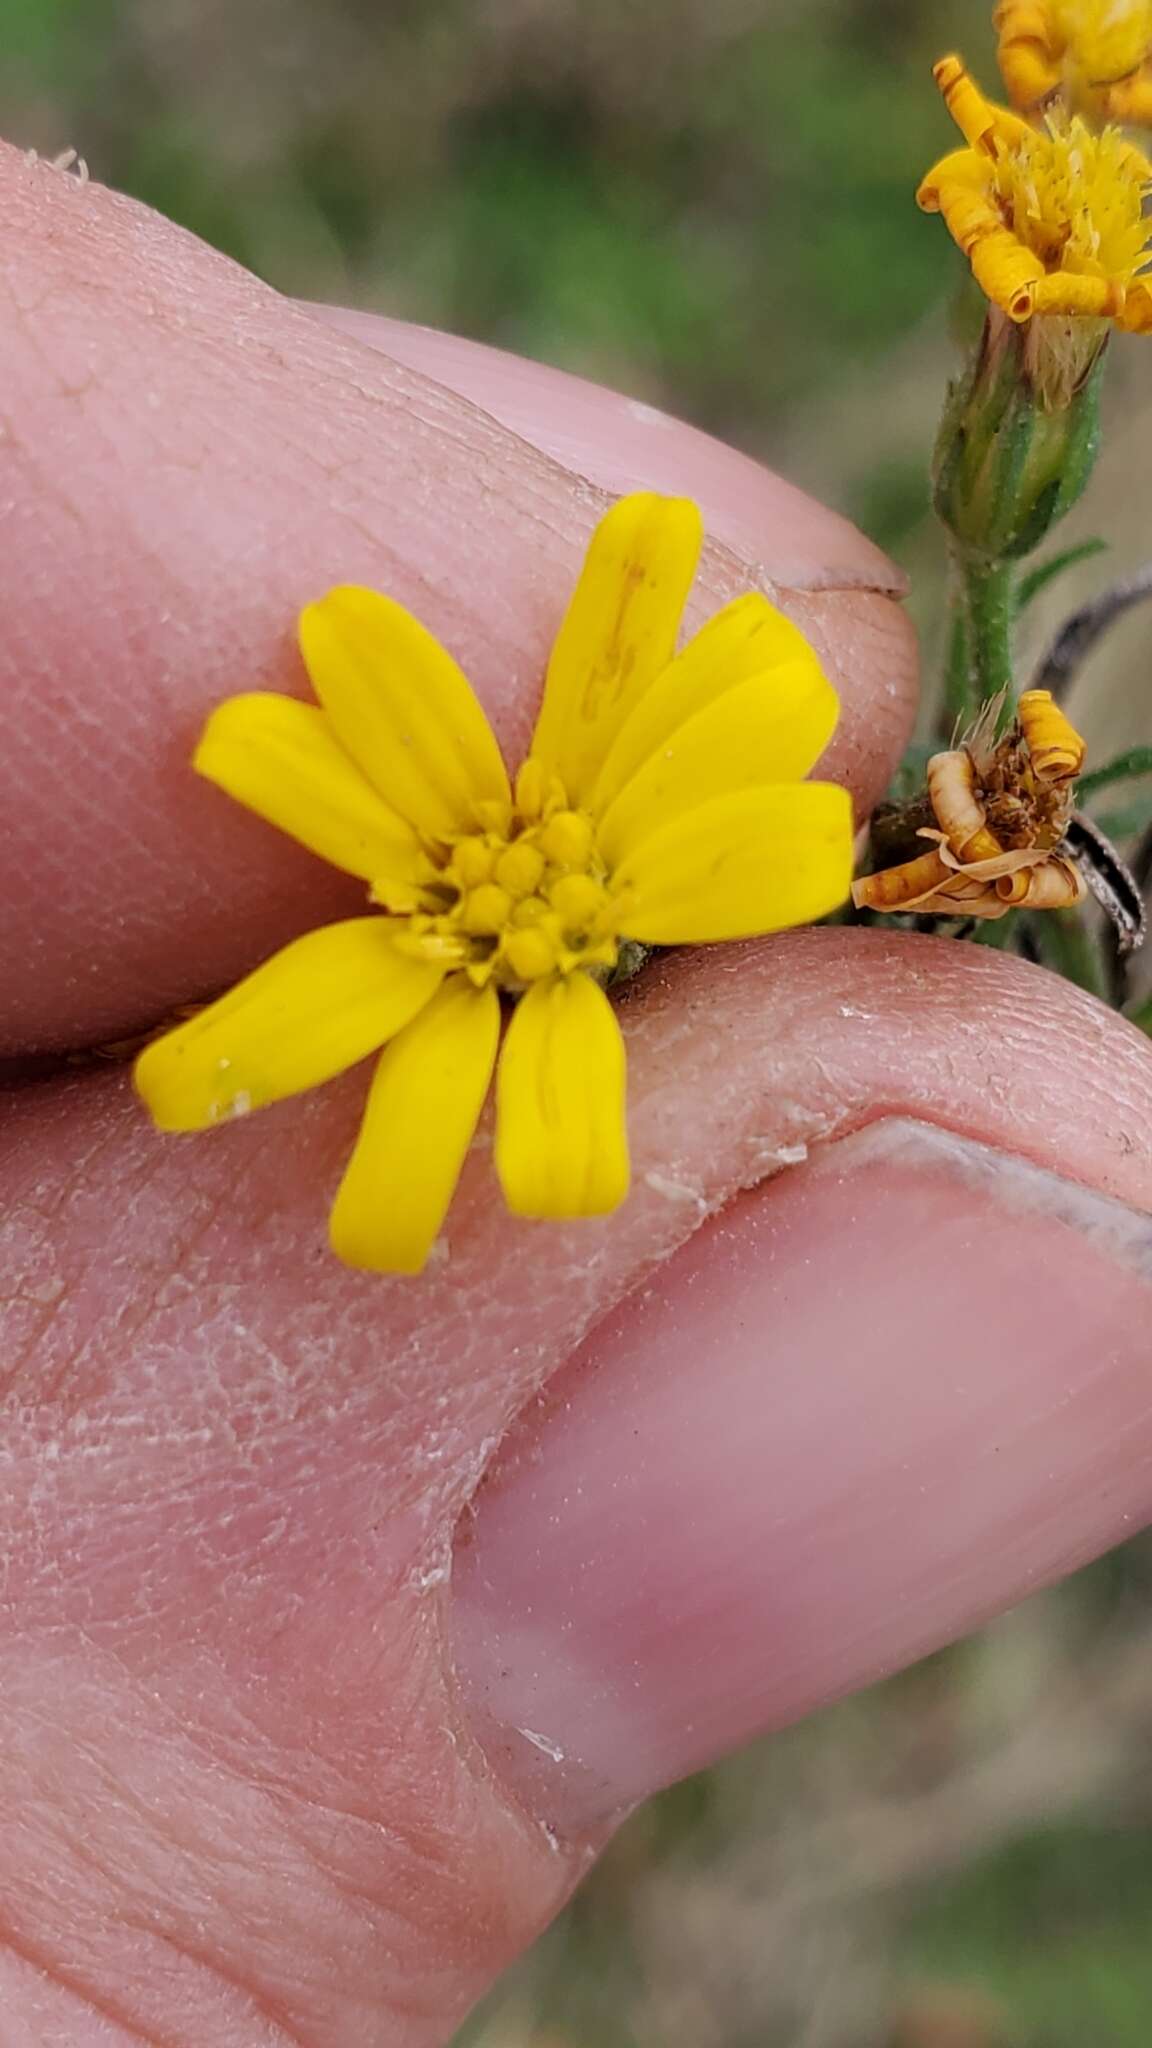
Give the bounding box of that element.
[1031,562,1152,699]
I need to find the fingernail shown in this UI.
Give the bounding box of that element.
[451,1119,1152,1832]
[306,306,904,596]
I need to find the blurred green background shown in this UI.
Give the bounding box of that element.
[7,3,1152,2042]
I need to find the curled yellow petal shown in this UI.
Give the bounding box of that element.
[329,977,500,1274]
[495,974,629,1219]
[529,493,703,805]
[194,692,423,902]
[1029,271,1125,316]
[135,920,442,1131]
[1109,70,1152,120]
[1047,0,1152,92]
[588,593,827,820]
[1119,277,1152,329]
[971,233,1050,320]
[1016,856,1087,909]
[595,662,839,869]
[853,847,954,912]
[932,53,1037,153]
[612,782,854,944]
[995,0,1063,108]
[917,151,999,238]
[299,587,510,839]
[1016,687,1087,780]
[918,154,1049,321]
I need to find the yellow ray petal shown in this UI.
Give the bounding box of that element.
[595,662,839,869]
[917,150,998,238]
[970,232,1049,320]
[299,587,510,839]
[529,493,703,805]
[194,693,423,902]
[1029,271,1124,317]
[329,976,500,1274]
[996,0,1063,111]
[917,156,1051,322]
[932,53,1037,153]
[917,144,986,204]
[919,154,1050,317]
[1109,71,1152,121]
[495,974,629,1219]
[588,593,823,819]
[612,782,854,944]
[135,920,443,1131]
[1119,277,1152,329]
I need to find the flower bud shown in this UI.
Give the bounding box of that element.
[932,310,1105,560]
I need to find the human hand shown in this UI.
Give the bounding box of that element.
[4,144,1152,2046]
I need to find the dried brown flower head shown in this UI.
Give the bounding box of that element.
[854,689,1087,920]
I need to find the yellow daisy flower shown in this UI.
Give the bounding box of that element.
[135,493,853,1274]
[919,57,1152,333]
[995,0,1152,124]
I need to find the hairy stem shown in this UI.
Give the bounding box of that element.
[948,554,1016,727]
[941,565,972,739]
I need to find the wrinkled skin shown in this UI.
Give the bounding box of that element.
[4,142,1152,2047]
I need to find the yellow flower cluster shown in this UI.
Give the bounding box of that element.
[919,55,1152,334]
[136,494,853,1274]
[996,0,1152,122]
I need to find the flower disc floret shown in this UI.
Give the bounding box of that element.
[135,492,853,1275]
[394,777,619,989]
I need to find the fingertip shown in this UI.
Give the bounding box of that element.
[307,306,909,600]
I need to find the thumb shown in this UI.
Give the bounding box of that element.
[453,935,1152,1830]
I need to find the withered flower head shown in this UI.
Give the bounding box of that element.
[854,689,1088,920]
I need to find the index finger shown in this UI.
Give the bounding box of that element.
[0,143,916,1056]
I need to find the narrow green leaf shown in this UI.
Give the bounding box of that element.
[1078,748,1152,799]
[1094,794,1152,841]
[1014,538,1107,614]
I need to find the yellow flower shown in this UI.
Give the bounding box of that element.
[919,56,1152,335]
[135,493,852,1274]
[995,0,1152,123]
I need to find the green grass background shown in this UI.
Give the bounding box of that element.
[7,4,1152,2042]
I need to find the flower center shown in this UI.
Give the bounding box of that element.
[993,115,1152,281]
[385,757,621,991]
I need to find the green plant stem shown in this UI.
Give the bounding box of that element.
[1126,993,1152,1036]
[960,554,1016,717]
[970,914,1018,950]
[944,551,1016,731]
[942,567,971,738]
[1078,748,1152,800]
